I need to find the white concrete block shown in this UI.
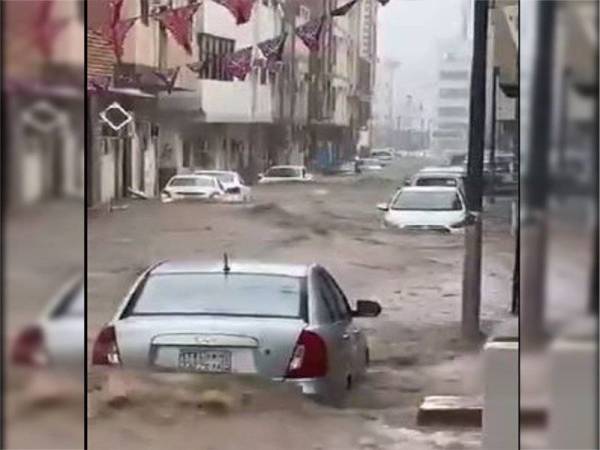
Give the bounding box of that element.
[482,341,518,450]
[549,336,596,449]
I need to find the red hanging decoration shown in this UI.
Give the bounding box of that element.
[223,47,253,81]
[32,0,69,60]
[331,0,359,17]
[88,75,112,92]
[295,17,325,51]
[156,3,201,55]
[153,67,181,94]
[100,0,137,62]
[187,60,208,75]
[257,32,287,62]
[213,0,256,25]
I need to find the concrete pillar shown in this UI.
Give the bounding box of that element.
[482,340,518,450]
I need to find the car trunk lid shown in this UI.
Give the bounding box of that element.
[115,316,306,377]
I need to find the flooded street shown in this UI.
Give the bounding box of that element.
[86,157,514,449]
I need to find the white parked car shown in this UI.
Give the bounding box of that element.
[161,174,225,203]
[258,166,313,184]
[377,186,473,233]
[11,276,84,369]
[356,158,384,171]
[195,170,252,203]
[370,149,394,163]
[407,168,466,191]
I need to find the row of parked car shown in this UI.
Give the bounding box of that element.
[161,166,315,204]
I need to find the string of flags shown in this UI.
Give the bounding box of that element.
[88,0,381,93]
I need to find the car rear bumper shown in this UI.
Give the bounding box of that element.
[273,377,333,400]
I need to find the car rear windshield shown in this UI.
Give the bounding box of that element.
[169,177,213,187]
[128,273,304,318]
[52,282,84,318]
[391,191,462,211]
[266,168,300,178]
[416,177,458,187]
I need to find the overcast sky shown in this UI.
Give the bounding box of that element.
[376,0,469,116]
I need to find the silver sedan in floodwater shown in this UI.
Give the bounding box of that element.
[92,260,381,405]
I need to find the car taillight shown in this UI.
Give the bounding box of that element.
[92,325,121,365]
[12,325,47,367]
[285,330,328,378]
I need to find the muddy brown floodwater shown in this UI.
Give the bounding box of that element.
[5,157,516,449]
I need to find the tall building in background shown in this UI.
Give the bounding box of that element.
[431,0,472,152]
[431,43,472,151]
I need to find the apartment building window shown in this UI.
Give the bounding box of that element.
[197,33,235,81]
[159,23,168,70]
[260,67,267,85]
[77,0,84,22]
[140,0,150,25]
[439,88,469,99]
[440,70,469,81]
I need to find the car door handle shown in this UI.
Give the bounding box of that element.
[342,333,350,340]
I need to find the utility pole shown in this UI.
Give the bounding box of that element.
[461,0,489,340]
[521,1,557,346]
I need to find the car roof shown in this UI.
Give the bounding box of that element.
[170,174,215,180]
[419,166,465,173]
[414,171,463,178]
[195,170,237,175]
[152,260,310,277]
[268,165,304,170]
[400,186,459,193]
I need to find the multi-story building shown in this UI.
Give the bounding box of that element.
[372,58,400,148]
[431,42,472,151]
[87,0,377,206]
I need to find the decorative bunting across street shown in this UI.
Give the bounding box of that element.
[331,0,360,17]
[101,0,138,62]
[153,67,181,93]
[296,16,326,51]
[33,0,69,60]
[224,47,253,81]
[212,0,256,25]
[258,32,287,62]
[156,3,201,55]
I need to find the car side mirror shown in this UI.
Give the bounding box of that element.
[403,180,411,186]
[464,211,477,225]
[258,173,264,179]
[353,300,382,318]
[376,203,389,212]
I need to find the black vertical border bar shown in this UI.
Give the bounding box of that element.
[516,0,521,449]
[594,1,599,446]
[83,0,89,448]
[0,0,5,446]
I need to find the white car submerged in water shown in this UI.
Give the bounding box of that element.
[377,186,473,233]
[258,166,313,184]
[161,174,225,203]
[195,170,252,203]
